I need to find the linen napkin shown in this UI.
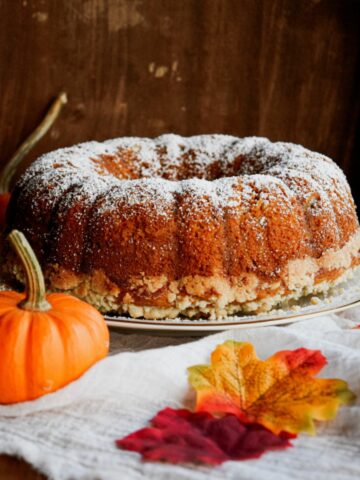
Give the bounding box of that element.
[0,310,359,480]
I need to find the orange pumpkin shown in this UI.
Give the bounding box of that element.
[0,229,109,404]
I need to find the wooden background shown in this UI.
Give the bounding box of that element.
[0,0,360,477]
[1,0,360,202]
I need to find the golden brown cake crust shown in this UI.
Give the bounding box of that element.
[5,135,360,319]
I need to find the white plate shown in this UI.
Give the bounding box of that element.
[105,269,360,334]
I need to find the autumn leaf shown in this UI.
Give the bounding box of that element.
[116,407,291,465]
[188,341,355,435]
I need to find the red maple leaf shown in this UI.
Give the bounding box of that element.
[116,407,292,465]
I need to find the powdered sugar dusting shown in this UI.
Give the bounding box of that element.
[16,135,353,228]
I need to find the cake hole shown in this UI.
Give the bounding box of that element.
[89,150,272,182]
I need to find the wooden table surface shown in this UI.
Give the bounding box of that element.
[0,455,45,479]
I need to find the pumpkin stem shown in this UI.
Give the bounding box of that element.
[0,92,67,194]
[8,230,51,312]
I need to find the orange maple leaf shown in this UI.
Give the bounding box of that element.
[188,341,355,435]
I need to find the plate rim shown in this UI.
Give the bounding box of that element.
[105,294,360,332]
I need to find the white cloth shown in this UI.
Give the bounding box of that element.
[0,310,360,480]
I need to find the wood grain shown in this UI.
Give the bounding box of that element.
[0,0,359,478]
[0,0,359,197]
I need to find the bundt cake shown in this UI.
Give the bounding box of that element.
[4,135,360,320]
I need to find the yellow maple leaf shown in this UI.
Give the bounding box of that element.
[188,341,355,435]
